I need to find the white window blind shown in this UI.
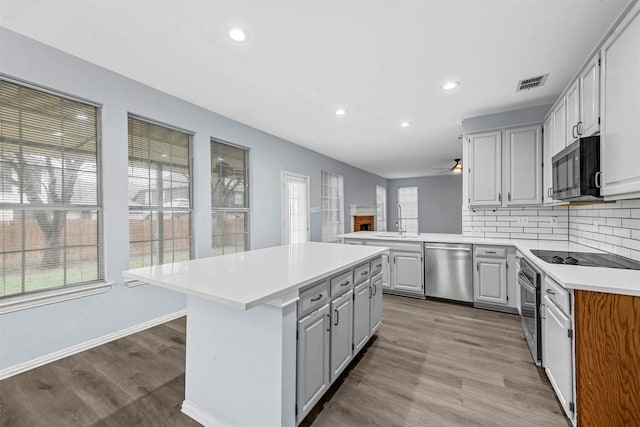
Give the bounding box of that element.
[0,78,102,298]
[397,186,419,234]
[211,139,249,256]
[128,117,192,267]
[282,173,309,244]
[376,185,387,232]
[321,171,344,242]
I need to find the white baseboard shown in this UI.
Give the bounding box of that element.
[0,309,187,380]
[182,400,231,427]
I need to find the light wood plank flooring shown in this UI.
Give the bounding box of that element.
[0,295,569,426]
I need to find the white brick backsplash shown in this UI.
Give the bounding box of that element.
[622,218,640,229]
[462,206,568,241]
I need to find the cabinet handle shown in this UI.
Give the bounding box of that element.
[372,283,377,296]
[311,294,323,302]
[548,187,553,197]
[361,271,369,276]
[540,303,546,320]
[498,193,502,203]
[334,309,339,326]
[326,314,331,331]
[476,263,479,272]
[577,121,583,136]
[508,192,511,202]
[572,124,577,139]
[486,251,496,254]
[393,255,396,264]
[340,281,350,287]
[594,171,602,189]
[546,289,556,295]
[375,263,382,268]
[369,285,373,299]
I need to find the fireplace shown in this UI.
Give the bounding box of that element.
[349,205,377,232]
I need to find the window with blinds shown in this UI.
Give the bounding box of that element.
[128,117,192,268]
[397,186,419,234]
[0,78,102,298]
[376,185,387,232]
[321,171,344,242]
[211,139,249,256]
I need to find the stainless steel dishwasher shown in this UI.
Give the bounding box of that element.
[424,243,473,303]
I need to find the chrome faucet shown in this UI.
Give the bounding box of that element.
[396,204,405,236]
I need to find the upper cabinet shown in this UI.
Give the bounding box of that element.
[566,81,580,145]
[468,131,502,206]
[468,126,541,207]
[579,55,601,138]
[543,115,556,205]
[551,98,567,157]
[600,3,640,199]
[505,126,542,206]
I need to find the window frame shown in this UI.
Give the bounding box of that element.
[397,185,419,234]
[321,170,344,243]
[376,185,387,232]
[281,171,310,245]
[210,137,250,256]
[126,114,195,268]
[0,75,107,306]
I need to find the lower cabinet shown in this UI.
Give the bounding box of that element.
[474,258,508,305]
[381,253,391,290]
[296,303,330,423]
[353,280,371,353]
[370,272,383,333]
[391,251,423,294]
[330,290,353,382]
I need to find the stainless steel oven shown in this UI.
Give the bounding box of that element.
[519,257,541,366]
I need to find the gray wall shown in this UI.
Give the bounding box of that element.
[387,174,463,234]
[0,28,386,372]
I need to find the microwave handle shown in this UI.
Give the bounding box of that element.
[577,121,583,136]
[571,124,577,139]
[595,171,602,189]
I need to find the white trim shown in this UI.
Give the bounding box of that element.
[0,309,187,380]
[0,281,112,315]
[182,400,231,427]
[125,279,147,288]
[281,171,311,245]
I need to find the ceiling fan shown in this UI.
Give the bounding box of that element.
[434,159,463,174]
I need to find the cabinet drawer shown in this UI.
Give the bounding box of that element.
[298,280,330,318]
[353,263,371,286]
[475,246,507,258]
[544,276,571,315]
[330,270,353,298]
[370,257,383,277]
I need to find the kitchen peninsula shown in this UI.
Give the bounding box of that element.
[123,242,387,427]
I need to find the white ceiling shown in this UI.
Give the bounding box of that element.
[0,0,630,178]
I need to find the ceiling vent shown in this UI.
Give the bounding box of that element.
[516,74,548,91]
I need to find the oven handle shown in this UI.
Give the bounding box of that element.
[539,303,546,320]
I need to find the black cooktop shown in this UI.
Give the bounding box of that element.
[531,250,640,270]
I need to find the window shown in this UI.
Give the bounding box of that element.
[321,171,344,242]
[282,172,309,244]
[376,185,387,232]
[211,139,249,256]
[397,186,419,234]
[128,116,192,268]
[0,78,102,298]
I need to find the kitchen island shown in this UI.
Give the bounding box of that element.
[123,242,387,427]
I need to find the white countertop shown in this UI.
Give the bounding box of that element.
[339,231,640,297]
[123,242,387,310]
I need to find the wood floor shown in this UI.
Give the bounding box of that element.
[0,295,569,426]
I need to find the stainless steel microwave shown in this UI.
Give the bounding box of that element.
[552,135,601,201]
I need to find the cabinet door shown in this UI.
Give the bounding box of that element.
[579,55,600,137]
[543,116,555,205]
[566,80,580,144]
[474,258,507,305]
[392,251,424,293]
[552,98,567,156]
[381,253,391,290]
[352,281,371,354]
[369,273,383,334]
[543,296,574,419]
[297,304,330,423]
[330,290,353,383]
[601,4,640,198]
[505,126,542,206]
[468,131,502,206]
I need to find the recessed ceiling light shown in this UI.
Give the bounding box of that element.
[335,109,347,116]
[442,81,460,90]
[229,29,247,42]
[400,121,411,128]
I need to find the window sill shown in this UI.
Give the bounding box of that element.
[0,281,113,315]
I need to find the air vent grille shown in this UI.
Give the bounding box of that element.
[517,74,548,91]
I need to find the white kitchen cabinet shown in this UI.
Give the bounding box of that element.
[381,253,391,290]
[474,258,508,306]
[579,54,600,137]
[369,272,383,334]
[330,290,353,382]
[468,131,502,206]
[542,115,556,205]
[504,126,542,206]
[551,98,567,157]
[566,80,580,145]
[391,251,423,293]
[296,303,330,423]
[543,294,574,419]
[600,3,640,199]
[352,280,371,353]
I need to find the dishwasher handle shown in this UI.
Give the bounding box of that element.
[425,246,471,251]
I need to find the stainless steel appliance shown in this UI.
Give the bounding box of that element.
[532,249,640,270]
[519,257,541,366]
[425,243,473,303]
[552,135,601,201]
